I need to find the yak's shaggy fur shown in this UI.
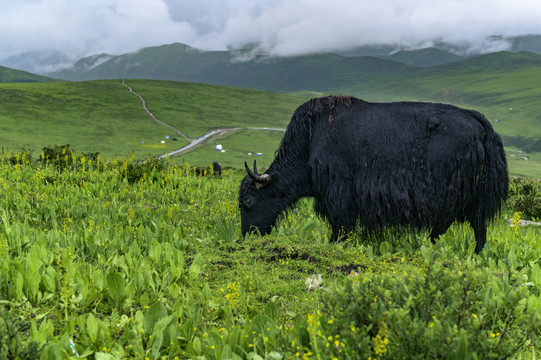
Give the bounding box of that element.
[239,96,508,253]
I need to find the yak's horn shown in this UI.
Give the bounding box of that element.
[245,161,272,188]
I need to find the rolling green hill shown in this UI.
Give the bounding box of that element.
[348,52,541,140]
[0,65,56,83]
[44,44,541,126]
[0,80,305,161]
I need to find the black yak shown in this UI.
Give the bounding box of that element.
[238,96,508,253]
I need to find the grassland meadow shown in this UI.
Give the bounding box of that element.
[0,148,540,359]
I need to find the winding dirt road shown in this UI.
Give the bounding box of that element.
[121,81,286,158]
[122,81,192,141]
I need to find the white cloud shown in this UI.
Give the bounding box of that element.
[1,0,541,61]
[184,0,541,55]
[0,0,196,59]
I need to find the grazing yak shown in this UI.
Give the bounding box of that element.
[239,96,508,253]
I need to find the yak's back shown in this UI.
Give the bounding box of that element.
[308,98,488,171]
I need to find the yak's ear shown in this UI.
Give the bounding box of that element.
[270,172,279,184]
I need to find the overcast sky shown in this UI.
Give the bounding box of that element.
[1,0,541,61]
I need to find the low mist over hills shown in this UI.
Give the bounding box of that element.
[0,34,537,81]
[32,36,540,94]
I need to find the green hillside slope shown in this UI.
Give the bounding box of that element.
[0,80,305,160]
[0,65,56,83]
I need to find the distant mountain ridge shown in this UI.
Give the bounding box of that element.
[39,41,541,97]
[47,53,115,82]
[44,43,416,93]
[0,49,73,74]
[36,35,540,86]
[0,33,538,82]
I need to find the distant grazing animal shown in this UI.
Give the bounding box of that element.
[194,161,223,176]
[238,96,508,253]
[212,161,222,176]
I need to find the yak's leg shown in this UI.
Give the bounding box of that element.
[330,226,353,242]
[429,221,453,244]
[316,198,355,242]
[470,219,487,254]
[329,218,355,242]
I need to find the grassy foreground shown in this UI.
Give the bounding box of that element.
[0,151,540,359]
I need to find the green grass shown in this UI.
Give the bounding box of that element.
[174,129,285,169]
[0,81,185,158]
[507,149,541,178]
[125,80,304,139]
[0,80,304,160]
[0,65,56,83]
[0,158,540,359]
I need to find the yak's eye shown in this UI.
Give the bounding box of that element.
[243,196,255,209]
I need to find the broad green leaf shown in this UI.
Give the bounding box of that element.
[182,318,197,342]
[95,353,117,360]
[191,336,203,355]
[529,262,541,289]
[87,313,99,343]
[379,241,391,255]
[15,271,24,299]
[189,253,203,279]
[42,266,57,292]
[150,315,173,358]
[124,281,135,305]
[249,314,277,337]
[202,283,211,302]
[144,301,168,335]
[30,318,54,344]
[106,271,125,308]
[264,301,279,321]
[149,240,161,264]
[300,218,317,238]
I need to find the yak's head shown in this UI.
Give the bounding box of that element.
[238,161,284,237]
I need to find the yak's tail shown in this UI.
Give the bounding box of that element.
[474,112,509,221]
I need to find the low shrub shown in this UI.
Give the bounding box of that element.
[508,177,541,219]
[302,246,541,359]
